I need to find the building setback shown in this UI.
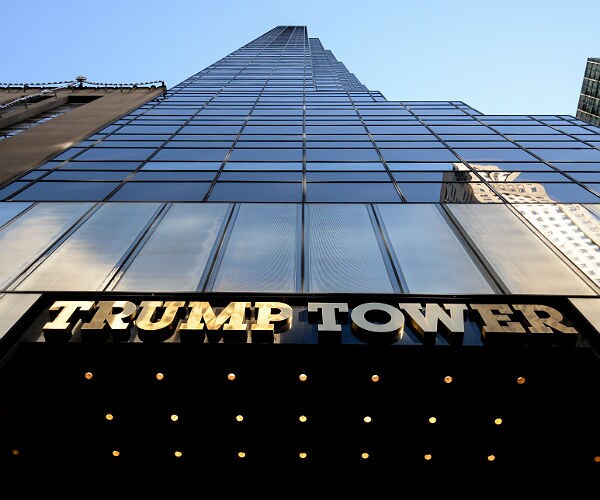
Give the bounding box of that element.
[0,26,599,474]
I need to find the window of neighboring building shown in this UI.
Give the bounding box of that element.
[0,95,99,141]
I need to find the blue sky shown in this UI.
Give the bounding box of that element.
[3,0,599,116]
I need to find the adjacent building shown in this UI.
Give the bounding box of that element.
[0,80,165,185]
[577,57,600,126]
[0,26,599,472]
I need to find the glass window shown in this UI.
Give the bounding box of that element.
[381,149,460,162]
[306,182,400,202]
[44,171,130,181]
[454,149,537,162]
[306,125,366,134]
[447,204,595,294]
[306,171,390,181]
[550,163,600,172]
[569,172,600,182]
[115,204,230,292]
[387,162,457,171]
[223,162,302,171]
[530,149,600,163]
[219,171,302,181]
[512,204,600,286]
[142,161,222,171]
[227,148,302,162]
[0,202,32,228]
[307,162,385,171]
[305,148,380,162]
[208,182,302,202]
[210,204,300,292]
[477,171,569,182]
[445,141,517,149]
[166,141,234,148]
[469,162,553,172]
[117,125,180,134]
[179,125,242,134]
[131,171,216,181]
[366,125,429,134]
[75,148,155,161]
[0,203,93,289]
[377,204,494,293]
[0,293,41,341]
[58,161,141,170]
[16,203,160,291]
[12,182,120,201]
[429,125,495,134]
[0,183,28,200]
[491,182,600,203]
[305,204,394,293]
[393,171,455,181]
[377,141,446,149]
[151,148,229,161]
[492,125,559,135]
[243,125,302,134]
[517,141,589,149]
[109,182,211,201]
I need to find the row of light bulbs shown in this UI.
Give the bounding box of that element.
[83,371,528,385]
[102,412,504,426]
[10,448,600,463]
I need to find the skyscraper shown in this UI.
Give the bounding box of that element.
[0,26,599,472]
[577,57,600,126]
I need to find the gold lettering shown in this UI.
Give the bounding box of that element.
[470,304,525,336]
[513,304,578,334]
[43,301,95,340]
[251,302,293,332]
[135,301,185,341]
[80,301,137,340]
[179,302,249,331]
[399,303,467,335]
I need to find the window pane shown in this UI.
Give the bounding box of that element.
[208,182,302,202]
[151,148,229,161]
[75,148,155,161]
[109,182,211,201]
[210,204,300,292]
[45,171,130,181]
[512,204,600,286]
[305,204,394,293]
[381,149,460,162]
[377,204,494,293]
[16,203,160,291]
[12,182,120,201]
[0,202,32,227]
[447,204,595,294]
[306,182,400,202]
[0,203,93,289]
[115,204,230,292]
[305,148,380,162]
[453,149,537,162]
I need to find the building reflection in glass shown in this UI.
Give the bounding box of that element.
[442,163,600,286]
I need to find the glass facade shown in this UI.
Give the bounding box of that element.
[2,25,600,475]
[0,26,598,295]
[577,57,600,126]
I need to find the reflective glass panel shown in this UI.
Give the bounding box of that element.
[305,204,394,293]
[447,204,595,294]
[210,204,300,292]
[16,203,160,291]
[377,204,494,293]
[115,204,230,292]
[0,203,93,289]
